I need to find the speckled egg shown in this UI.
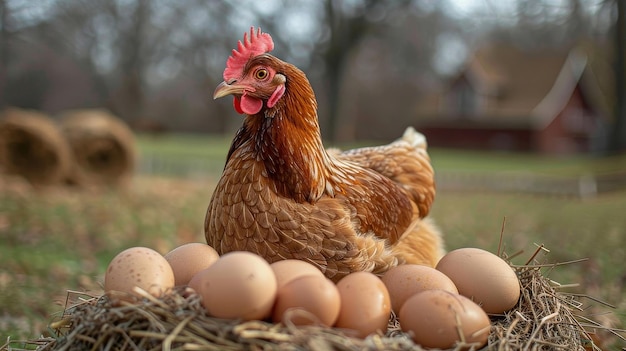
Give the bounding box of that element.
[104,246,175,303]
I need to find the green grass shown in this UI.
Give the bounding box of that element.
[136,133,626,178]
[136,133,232,160]
[0,177,212,343]
[432,190,626,347]
[429,148,626,176]
[1,133,625,348]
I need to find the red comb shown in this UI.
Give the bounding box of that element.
[223,27,274,81]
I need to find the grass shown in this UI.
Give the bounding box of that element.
[1,134,625,349]
[0,176,213,342]
[136,133,626,177]
[429,148,626,176]
[136,133,232,160]
[432,190,626,349]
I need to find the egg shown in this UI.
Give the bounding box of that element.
[196,251,277,321]
[436,247,521,314]
[104,246,175,303]
[399,289,491,349]
[272,275,340,327]
[270,259,325,290]
[164,242,220,286]
[187,268,205,294]
[335,271,391,338]
[382,264,458,313]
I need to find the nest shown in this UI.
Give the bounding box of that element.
[0,108,73,186]
[58,109,136,187]
[490,260,600,350]
[4,250,618,351]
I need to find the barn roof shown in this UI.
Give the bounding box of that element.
[416,42,612,129]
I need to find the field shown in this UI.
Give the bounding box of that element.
[1,133,625,349]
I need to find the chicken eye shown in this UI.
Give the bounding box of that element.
[255,68,269,80]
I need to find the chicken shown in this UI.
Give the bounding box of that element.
[205,27,444,281]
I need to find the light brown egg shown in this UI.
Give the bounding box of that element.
[187,268,206,294]
[196,251,277,321]
[335,271,391,338]
[164,242,220,286]
[104,246,175,303]
[272,275,340,327]
[382,264,458,313]
[399,289,491,349]
[436,247,521,314]
[270,259,325,290]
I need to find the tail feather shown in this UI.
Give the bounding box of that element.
[400,126,427,149]
[392,217,445,267]
[333,126,434,217]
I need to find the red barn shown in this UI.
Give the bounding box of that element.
[415,44,612,154]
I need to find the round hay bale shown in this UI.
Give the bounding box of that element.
[58,109,136,187]
[0,108,72,186]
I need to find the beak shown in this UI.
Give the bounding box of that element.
[213,81,246,100]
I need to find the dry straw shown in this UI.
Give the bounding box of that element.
[3,247,621,351]
[0,108,73,186]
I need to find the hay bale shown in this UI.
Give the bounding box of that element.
[58,109,136,187]
[0,108,72,186]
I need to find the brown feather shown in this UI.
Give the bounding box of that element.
[206,53,444,281]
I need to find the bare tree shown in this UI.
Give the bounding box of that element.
[7,0,614,145]
[0,0,467,139]
[0,0,8,109]
[319,0,418,142]
[113,0,151,123]
[609,0,626,153]
[152,0,241,133]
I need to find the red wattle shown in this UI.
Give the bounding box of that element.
[240,94,263,115]
[233,97,244,114]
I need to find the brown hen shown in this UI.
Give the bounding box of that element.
[205,28,444,281]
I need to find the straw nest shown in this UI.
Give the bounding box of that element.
[58,109,136,187]
[4,249,618,351]
[0,108,73,186]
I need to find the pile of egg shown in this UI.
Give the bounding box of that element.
[104,244,520,349]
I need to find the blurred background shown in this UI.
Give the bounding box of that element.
[1,0,626,348]
[0,0,623,148]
